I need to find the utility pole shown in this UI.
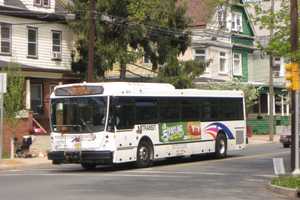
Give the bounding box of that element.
[290,0,299,173]
[268,0,275,142]
[87,0,96,82]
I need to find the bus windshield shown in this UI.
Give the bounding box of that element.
[51,97,107,133]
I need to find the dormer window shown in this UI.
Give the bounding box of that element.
[231,12,243,32]
[34,0,50,8]
[43,0,50,7]
[34,0,41,6]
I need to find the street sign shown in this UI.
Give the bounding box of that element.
[273,158,286,176]
[0,73,7,93]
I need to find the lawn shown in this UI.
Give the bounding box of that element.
[272,176,300,189]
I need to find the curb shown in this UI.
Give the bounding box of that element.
[267,182,300,199]
[0,159,51,170]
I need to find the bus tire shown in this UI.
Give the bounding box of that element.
[81,163,97,170]
[136,140,153,168]
[215,133,227,159]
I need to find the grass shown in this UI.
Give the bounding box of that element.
[272,176,300,189]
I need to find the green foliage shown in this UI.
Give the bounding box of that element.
[249,0,297,59]
[201,79,259,112]
[156,50,206,89]
[69,0,191,79]
[2,63,24,127]
[272,176,300,189]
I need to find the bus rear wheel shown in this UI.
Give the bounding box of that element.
[81,163,97,170]
[136,141,153,168]
[215,133,227,159]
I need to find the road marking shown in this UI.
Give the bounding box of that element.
[245,178,266,183]
[255,174,276,178]
[158,151,289,169]
[7,169,24,172]
[130,170,228,176]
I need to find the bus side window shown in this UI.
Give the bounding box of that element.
[201,100,211,122]
[115,97,135,130]
[159,98,181,123]
[181,98,200,122]
[135,98,158,124]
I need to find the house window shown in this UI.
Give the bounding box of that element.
[34,0,42,6]
[34,0,50,7]
[193,49,206,63]
[233,53,242,76]
[219,52,227,73]
[52,31,62,60]
[28,27,38,58]
[43,0,50,7]
[0,23,11,54]
[231,12,243,32]
[31,84,43,114]
[194,48,208,72]
[217,6,226,28]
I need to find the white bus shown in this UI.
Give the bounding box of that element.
[48,82,246,169]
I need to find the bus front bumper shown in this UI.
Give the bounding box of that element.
[48,151,113,165]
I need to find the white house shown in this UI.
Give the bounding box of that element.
[0,0,77,131]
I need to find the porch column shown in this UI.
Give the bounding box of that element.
[25,79,30,110]
[267,93,270,115]
[281,96,284,116]
[273,95,276,115]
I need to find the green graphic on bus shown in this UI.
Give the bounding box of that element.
[159,122,201,143]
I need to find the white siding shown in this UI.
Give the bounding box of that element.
[180,46,232,81]
[205,46,232,81]
[0,15,73,71]
[21,0,56,13]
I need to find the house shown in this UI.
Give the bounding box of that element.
[246,0,290,134]
[179,0,255,84]
[0,0,78,154]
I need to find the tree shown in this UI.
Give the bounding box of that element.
[199,79,259,113]
[156,49,206,89]
[249,0,293,58]
[2,63,25,158]
[69,0,191,80]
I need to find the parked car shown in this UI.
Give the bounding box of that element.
[280,134,292,148]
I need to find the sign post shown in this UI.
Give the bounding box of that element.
[0,73,7,160]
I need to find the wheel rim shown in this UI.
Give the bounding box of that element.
[139,146,149,161]
[219,139,226,154]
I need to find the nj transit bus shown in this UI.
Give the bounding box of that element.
[48,82,246,169]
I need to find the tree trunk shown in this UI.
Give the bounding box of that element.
[120,62,126,80]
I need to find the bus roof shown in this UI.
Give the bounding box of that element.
[51,82,244,98]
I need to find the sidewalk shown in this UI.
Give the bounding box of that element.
[0,157,51,170]
[248,134,280,145]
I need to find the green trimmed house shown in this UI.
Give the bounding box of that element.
[247,0,290,134]
[230,2,256,82]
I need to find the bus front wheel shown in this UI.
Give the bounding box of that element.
[136,141,153,168]
[215,133,227,159]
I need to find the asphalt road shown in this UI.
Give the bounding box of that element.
[0,143,291,200]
